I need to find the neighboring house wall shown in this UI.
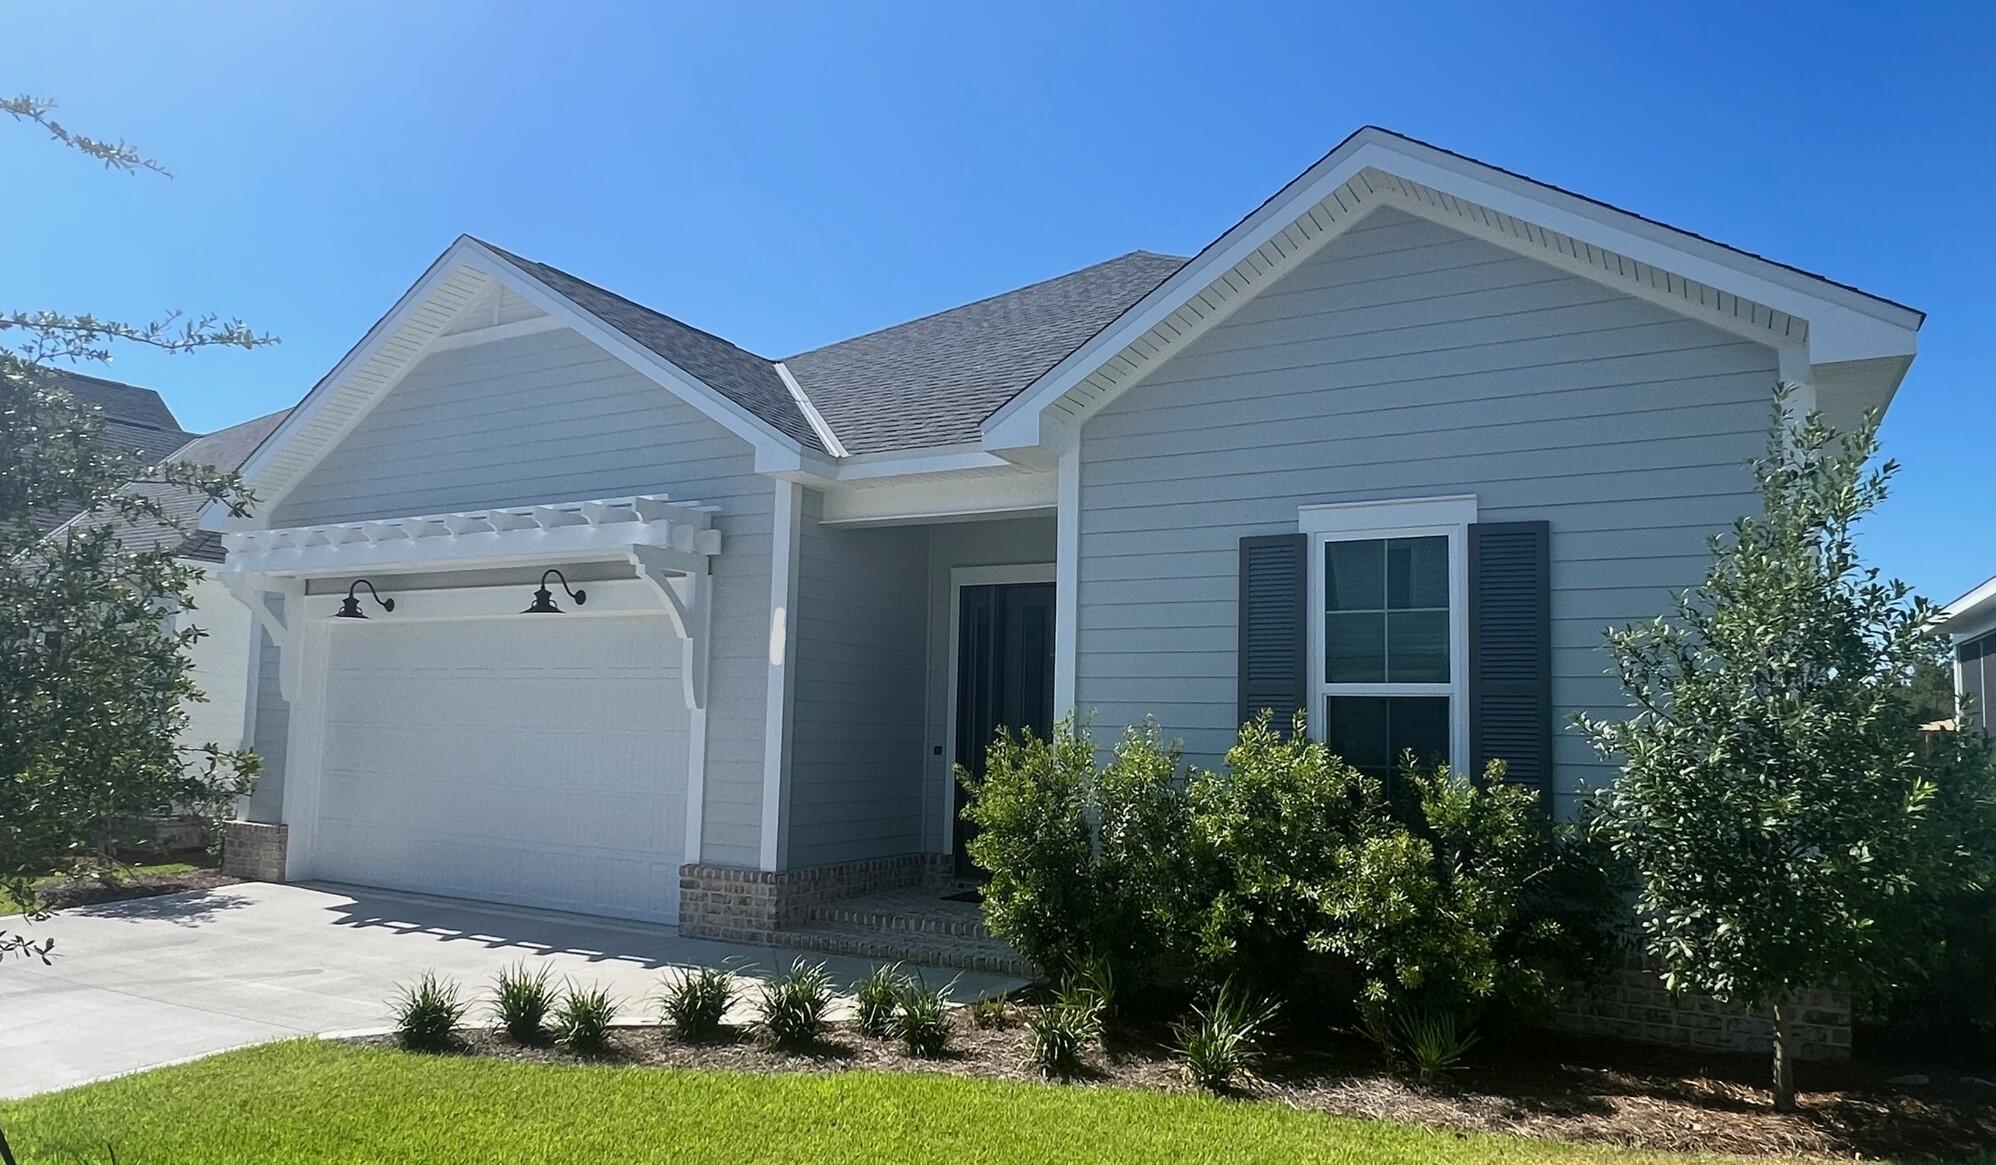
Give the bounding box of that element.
[1074,206,1776,817]
[785,494,931,868]
[267,327,775,866]
[922,516,1056,851]
[174,566,255,761]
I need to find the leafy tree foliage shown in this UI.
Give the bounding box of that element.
[1578,391,1995,1110]
[1,95,274,917]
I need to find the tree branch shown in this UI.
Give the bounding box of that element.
[2,95,170,177]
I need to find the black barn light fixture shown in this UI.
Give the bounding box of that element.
[334,579,395,619]
[524,568,586,614]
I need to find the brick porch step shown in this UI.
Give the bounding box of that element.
[780,919,1034,978]
[807,898,997,942]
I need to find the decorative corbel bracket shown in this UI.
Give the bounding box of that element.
[222,575,305,702]
[629,546,711,711]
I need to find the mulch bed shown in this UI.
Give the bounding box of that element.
[352,1009,1996,1161]
[30,867,239,912]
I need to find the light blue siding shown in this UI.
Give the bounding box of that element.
[785,494,931,868]
[1075,206,1776,815]
[270,328,774,866]
[243,598,288,824]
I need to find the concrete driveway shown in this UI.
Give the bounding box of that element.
[0,880,1024,1099]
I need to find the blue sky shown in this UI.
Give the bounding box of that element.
[5,2,1991,602]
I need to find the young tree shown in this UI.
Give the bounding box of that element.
[1,95,274,932]
[1579,389,1995,1111]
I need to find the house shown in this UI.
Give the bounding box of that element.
[204,127,1921,949]
[33,370,197,534]
[1940,576,1996,734]
[43,406,292,793]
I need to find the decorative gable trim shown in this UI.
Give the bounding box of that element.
[981,127,1922,457]
[205,238,820,533]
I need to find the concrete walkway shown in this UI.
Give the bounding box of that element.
[0,880,1025,1099]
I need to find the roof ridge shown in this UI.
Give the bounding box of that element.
[783,250,1187,361]
[470,238,781,364]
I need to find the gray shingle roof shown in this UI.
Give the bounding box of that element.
[783,251,1186,455]
[476,242,824,452]
[65,408,292,562]
[32,371,198,533]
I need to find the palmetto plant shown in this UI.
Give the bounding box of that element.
[852,962,911,1038]
[551,982,620,1054]
[890,974,958,1058]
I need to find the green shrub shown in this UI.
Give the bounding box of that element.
[751,958,834,1048]
[1025,987,1103,1078]
[852,962,910,1038]
[490,962,557,1043]
[657,965,737,1042]
[551,982,619,1054]
[960,720,1098,975]
[1090,721,1194,983]
[1184,713,1388,989]
[391,971,467,1052]
[1172,981,1279,1092]
[1391,1004,1480,1086]
[1311,761,1619,1033]
[890,974,957,1058]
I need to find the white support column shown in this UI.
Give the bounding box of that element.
[278,614,332,879]
[1053,446,1081,720]
[759,480,803,872]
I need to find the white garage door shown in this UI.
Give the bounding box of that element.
[311,614,688,923]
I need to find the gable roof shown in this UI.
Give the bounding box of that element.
[476,242,825,452]
[981,126,1924,453]
[783,251,1185,455]
[30,370,197,534]
[66,408,292,562]
[222,126,1928,514]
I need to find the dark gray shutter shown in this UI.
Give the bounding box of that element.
[1238,534,1307,732]
[1467,521,1552,797]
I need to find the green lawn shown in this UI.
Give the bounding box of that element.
[1,861,200,914]
[0,1040,1913,1165]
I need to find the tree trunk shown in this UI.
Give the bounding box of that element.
[1771,994,1797,1112]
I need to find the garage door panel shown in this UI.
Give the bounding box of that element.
[310,614,688,923]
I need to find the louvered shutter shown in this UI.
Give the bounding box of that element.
[1467,521,1552,797]
[1237,534,1307,732]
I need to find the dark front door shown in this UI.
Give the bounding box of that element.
[953,581,1055,878]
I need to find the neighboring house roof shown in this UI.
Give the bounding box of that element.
[782,251,1186,455]
[476,242,826,452]
[31,371,198,533]
[59,408,292,562]
[1941,575,1996,642]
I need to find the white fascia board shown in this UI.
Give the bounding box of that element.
[981,127,1923,456]
[465,241,808,462]
[1940,575,1996,637]
[198,239,486,533]
[979,141,1379,450]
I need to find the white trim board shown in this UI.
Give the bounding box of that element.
[1300,495,1476,776]
[942,562,1057,858]
[202,236,815,534]
[981,127,1921,458]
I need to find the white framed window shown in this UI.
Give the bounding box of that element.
[1300,496,1475,785]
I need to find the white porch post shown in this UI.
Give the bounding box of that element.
[1053,446,1081,719]
[759,480,803,872]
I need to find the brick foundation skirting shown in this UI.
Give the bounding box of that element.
[221,821,288,882]
[678,853,951,944]
[1553,957,1850,1061]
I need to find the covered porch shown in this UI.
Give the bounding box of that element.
[679,501,1055,975]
